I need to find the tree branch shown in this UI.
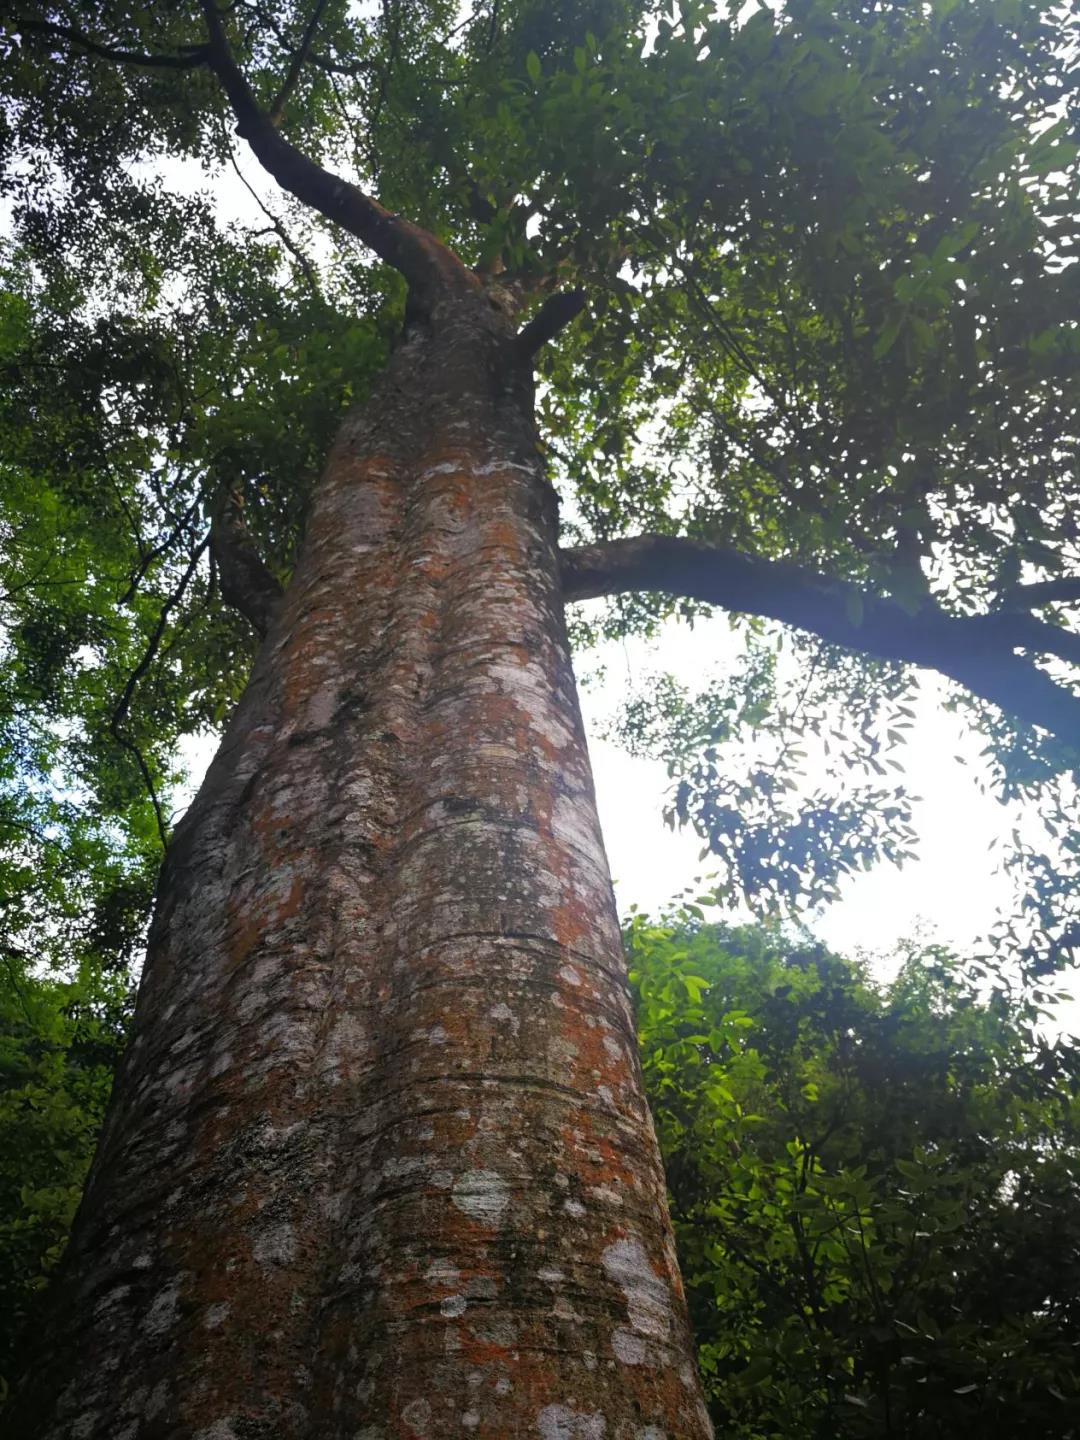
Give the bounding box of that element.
[969,610,1080,669]
[209,488,284,638]
[560,535,1080,745]
[14,18,208,69]
[517,290,587,357]
[222,127,322,295]
[118,498,202,607]
[199,1,474,301]
[110,538,210,850]
[999,577,1080,610]
[267,0,331,127]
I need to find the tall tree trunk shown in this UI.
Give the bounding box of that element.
[11,295,712,1438]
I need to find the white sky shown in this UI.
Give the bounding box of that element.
[576,612,1022,948]
[574,614,1080,1035]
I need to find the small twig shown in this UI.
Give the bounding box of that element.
[112,732,170,852]
[119,497,202,605]
[366,0,403,183]
[319,60,364,182]
[222,124,322,295]
[235,0,365,79]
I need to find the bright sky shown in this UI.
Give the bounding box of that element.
[575,614,1080,1035]
[575,611,1021,947]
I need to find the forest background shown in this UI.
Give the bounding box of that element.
[1,0,1080,1433]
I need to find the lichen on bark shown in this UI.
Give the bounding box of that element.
[9,295,712,1439]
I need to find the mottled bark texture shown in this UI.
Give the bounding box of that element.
[10,293,712,1438]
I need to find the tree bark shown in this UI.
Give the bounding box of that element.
[10,296,712,1438]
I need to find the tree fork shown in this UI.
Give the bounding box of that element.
[209,487,285,639]
[10,293,712,1438]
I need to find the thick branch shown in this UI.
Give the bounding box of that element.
[969,610,1080,669]
[561,535,1080,745]
[517,290,587,357]
[209,490,283,638]
[199,2,473,299]
[14,18,208,68]
[999,576,1080,610]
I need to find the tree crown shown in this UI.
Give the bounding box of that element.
[1,0,1078,964]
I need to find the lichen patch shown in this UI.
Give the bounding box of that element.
[612,1328,648,1365]
[535,1403,607,1438]
[601,1237,676,1363]
[451,1169,510,1225]
[252,1221,297,1268]
[401,1396,433,1435]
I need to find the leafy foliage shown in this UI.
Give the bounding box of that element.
[631,913,1080,1437]
[0,955,130,1403]
[0,3,1076,999]
[616,632,920,909]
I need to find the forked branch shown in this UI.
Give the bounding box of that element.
[199,1,474,301]
[561,534,1080,745]
[16,6,498,305]
[268,0,332,126]
[14,18,208,68]
[209,489,284,638]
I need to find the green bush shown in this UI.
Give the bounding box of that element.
[0,958,128,1401]
[630,915,1080,1438]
